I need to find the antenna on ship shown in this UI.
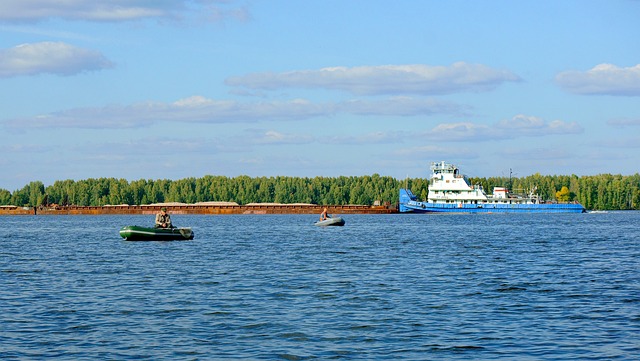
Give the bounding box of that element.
[507,168,519,191]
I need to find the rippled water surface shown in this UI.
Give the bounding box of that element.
[1,212,639,360]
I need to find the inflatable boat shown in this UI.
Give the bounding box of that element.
[314,217,345,227]
[119,225,194,241]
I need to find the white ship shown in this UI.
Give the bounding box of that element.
[399,161,585,213]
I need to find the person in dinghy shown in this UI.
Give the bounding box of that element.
[315,206,345,226]
[320,207,330,221]
[155,207,174,228]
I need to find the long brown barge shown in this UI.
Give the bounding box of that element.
[0,204,397,216]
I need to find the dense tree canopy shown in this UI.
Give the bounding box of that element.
[1,173,639,210]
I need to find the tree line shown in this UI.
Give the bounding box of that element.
[1,172,639,210]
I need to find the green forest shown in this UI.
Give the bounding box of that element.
[1,172,639,210]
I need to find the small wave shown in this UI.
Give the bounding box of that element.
[496,285,527,292]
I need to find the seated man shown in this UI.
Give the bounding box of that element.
[155,207,173,228]
[320,207,330,221]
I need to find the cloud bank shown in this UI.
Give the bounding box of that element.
[226,62,521,95]
[423,115,583,141]
[0,0,249,23]
[3,95,464,129]
[556,63,640,96]
[0,42,113,77]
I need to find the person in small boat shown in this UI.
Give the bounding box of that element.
[155,207,173,228]
[320,207,330,221]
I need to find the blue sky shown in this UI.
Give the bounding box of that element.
[1,0,639,192]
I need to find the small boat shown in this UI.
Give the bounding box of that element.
[314,217,345,227]
[119,225,194,241]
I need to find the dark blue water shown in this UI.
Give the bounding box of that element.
[1,212,639,360]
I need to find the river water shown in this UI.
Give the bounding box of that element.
[1,212,639,360]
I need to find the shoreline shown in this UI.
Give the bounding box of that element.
[0,204,398,216]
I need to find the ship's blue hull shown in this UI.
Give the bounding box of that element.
[400,202,586,213]
[399,189,586,213]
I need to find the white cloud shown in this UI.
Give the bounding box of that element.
[0,42,113,77]
[426,122,493,141]
[497,114,582,136]
[3,95,462,130]
[241,129,314,145]
[556,63,640,96]
[498,114,545,129]
[0,0,166,22]
[424,115,583,141]
[225,62,521,95]
[173,95,216,107]
[0,0,249,23]
[545,119,583,134]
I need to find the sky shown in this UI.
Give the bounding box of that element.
[1,0,639,192]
